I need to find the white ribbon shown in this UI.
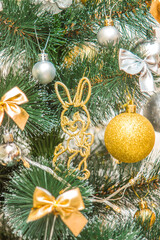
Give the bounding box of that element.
[119,48,159,92]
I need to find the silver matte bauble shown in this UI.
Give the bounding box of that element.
[32,53,56,84]
[0,142,21,166]
[135,39,160,57]
[97,26,120,46]
[143,92,160,132]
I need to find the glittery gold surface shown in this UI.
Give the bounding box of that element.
[104,113,155,163]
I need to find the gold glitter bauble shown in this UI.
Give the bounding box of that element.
[134,200,156,229]
[104,110,155,163]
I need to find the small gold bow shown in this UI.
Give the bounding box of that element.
[27,187,88,237]
[0,87,29,130]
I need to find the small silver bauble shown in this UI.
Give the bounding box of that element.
[3,133,13,143]
[143,92,160,132]
[0,143,21,166]
[97,18,120,46]
[0,133,21,166]
[134,39,160,57]
[32,52,56,84]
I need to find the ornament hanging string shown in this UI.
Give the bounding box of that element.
[132,182,150,200]
[7,115,10,131]
[104,0,123,19]
[2,116,11,138]
[120,88,135,110]
[34,20,51,53]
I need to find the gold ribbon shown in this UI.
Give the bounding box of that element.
[0,87,29,130]
[27,187,88,237]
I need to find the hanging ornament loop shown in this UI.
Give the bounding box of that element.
[132,182,150,200]
[104,0,123,20]
[34,20,51,53]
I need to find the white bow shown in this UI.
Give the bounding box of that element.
[119,48,159,92]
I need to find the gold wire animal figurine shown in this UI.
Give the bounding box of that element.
[53,77,94,179]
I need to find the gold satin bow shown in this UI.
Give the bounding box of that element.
[0,87,29,130]
[27,187,88,237]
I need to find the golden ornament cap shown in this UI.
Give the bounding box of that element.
[104,17,114,26]
[126,104,136,113]
[139,199,148,210]
[134,199,156,229]
[38,52,49,61]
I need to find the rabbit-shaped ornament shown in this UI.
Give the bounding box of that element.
[53,77,94,180]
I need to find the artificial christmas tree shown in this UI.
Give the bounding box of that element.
[0,0,160,239]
